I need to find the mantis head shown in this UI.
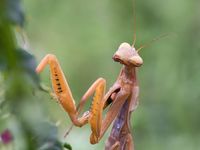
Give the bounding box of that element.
[112,42,143,67]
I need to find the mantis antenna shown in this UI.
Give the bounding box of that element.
[132,0,137,46]
[137,33,174,52]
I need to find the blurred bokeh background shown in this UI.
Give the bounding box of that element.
[19,0,200,149]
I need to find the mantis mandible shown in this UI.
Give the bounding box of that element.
[36,2,146,150]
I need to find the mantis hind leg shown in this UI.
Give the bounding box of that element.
[110,142,120,150]
[105,136,120,150]
[124,134,134,150]
[105,134,134,150]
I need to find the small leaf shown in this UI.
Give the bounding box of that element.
[63,143,72,150]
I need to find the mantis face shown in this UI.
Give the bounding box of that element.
[112,42,143,67]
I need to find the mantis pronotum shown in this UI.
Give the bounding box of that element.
[36,1,150,150]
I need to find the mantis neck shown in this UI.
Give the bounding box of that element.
[120,65,137,85]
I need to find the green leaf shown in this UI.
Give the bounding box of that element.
[63,143,72,150]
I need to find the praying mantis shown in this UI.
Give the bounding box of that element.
[35,1,147,150]
[36,42,143,150]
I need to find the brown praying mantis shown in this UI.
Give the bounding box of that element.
[36,42,143,150]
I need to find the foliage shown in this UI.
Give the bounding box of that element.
[0,0,71,150]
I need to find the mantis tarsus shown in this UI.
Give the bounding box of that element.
[36,42,143,150]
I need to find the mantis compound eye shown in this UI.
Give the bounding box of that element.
[112,54,121,62]
[129,55,143,67]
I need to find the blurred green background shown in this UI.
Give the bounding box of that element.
[22,0,200,149]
